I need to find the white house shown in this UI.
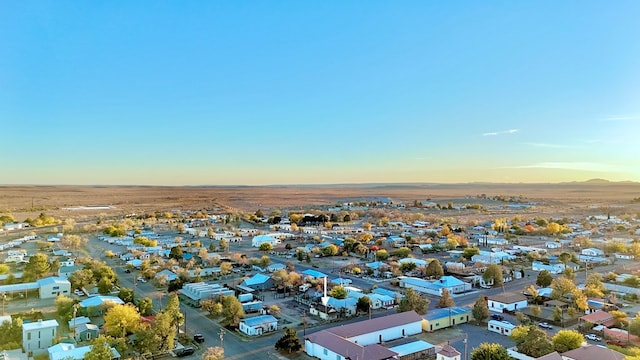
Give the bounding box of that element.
[472,250,515,264]
[532,261,565,274]
[23,319,58,353]
[615,253,635,260]
[488,320,516,335]
[545,242,561,249]
[37,277,71,299]
[305,311,423,360]
[251,235,279,248]
[487,292,528,313]
[399,276,471,297]
[581,248,604,257]
[48,343,120,360]
[437,344,461,360]
[239,315,278,336]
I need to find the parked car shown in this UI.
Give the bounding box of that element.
[585,334,602,341]
[175,347,195,357]
[491,314,504,321]
[194,334,205,343]
[137,277,147,283]
[73,289,84,296]
[538,322,553,329]
[124,268,131,273]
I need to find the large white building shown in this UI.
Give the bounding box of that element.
[399,276,471,297]
[251,234,280,248]
[37,277,71,299]
[23,319,59,353]
[487,292,528,313]
[305,311,423,360]
[239,315,278,336]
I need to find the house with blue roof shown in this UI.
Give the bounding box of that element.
[37,277,71,299]
[422,307,472,331]
[302,269,328,279]
[78,296,124,315]
[326,297,357,316]
[239,315,278,336]
[399,276,471,297]
[155,269,179,282]
[399,258,428,267]
[240,273,274,291]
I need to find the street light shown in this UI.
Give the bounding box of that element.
[219,328,225,349]
[1,292,6,315]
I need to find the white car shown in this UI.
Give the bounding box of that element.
[585,334,602,341]
[73,289,84,296]
[137,277,147,283]
[538,322,553,329]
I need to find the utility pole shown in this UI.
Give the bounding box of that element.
[464,333,469,360]
[72,304,78,343]
[219,328,225,350]
[1,292,5,315]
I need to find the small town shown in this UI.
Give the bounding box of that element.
[1,193,640,360]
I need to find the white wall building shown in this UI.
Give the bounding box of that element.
[487,292,528,313]
[251,235,280,247]
[239,315,278,336]
[488,320,517,335]
[23,319,58,353]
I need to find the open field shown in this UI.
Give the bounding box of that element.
[1,181,639,221]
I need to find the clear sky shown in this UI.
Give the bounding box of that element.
[1,1,639,185]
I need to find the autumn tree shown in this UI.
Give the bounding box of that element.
[425,259,444,279]
[550,277,577,300]
[483,264,503,286]
[330,286,347,300]
[552,329,584,353]
[163,294,184,331]
[259,243,273,252]
[536,270,553,287]
[103,304,141,338]
[437,288,456,308]
[510,325,553,358]
[137,297,153,316]
[55,294,76,321]
[26,253,50,279]
[470,343,511,360]
[376,249,389,261]
[398,288,429,315]
[357,296,371,314]
[472,295,489,324]
[85,335,113,360]
[221,295,245,328]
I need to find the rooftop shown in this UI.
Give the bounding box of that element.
[327,311,422,339]
[562,344,624,360]
[306,330,397,360]
[424,307,472,321]
[241,315,278,327]
[23,319,59,331]
[438,344,461,357]
[488,292,527,304]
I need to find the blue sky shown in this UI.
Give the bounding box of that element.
[1,1,639,185]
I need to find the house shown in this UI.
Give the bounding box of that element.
[326,297,357,316]
[78,296,124,315]
[545,241,561,249]
[23,319,58,353]
[68,316,91,329]
[240,273,274,291]
[422,307,472,332]
[154,269,179,282]
[74,323,99,342]
[579,310,615,327]
[399,258,428,267]
[47,343,120,360]
[58,265,83,279]
[487,320,516,335]
[267,263,286,272]
[239,315,278,336]
[388,340,436,360]
[561,344,624,360]
[178,283,234,306]
[399,276,471,297]
[615,253,634,260]
[581,248,604,257]
[472,250,515,264]
[305,330,397,360]
[487,292,528,313]
[37,277,71,299]
[437,344,461,360]
[532,261,565,274]
[251,235,279,247]
[310,305,338,320]
[304,311,424,360]
[302,269,328,280]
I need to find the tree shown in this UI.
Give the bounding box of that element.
[392,247,411,258]
[103,304,141,338]
[268,305,281,316]
[550,277,577,300]
[221,295,245,328]
[259,255,271,269]
[530,305,542,317]
[536,270,553,287]
[137,297,154,316]
[275,327,302,353]
[26,253,50,279]
[330,286,348,299]
[462,247,480,259]
[398,288,429,314]
[163,294,184,331]
[97,277,114,295]
[202,346,225,360]
[259,243,273,252]
[85,335,113,360]
[220,262,233,277]
[169,245,183,260]
[219,238,229,253]
[400,262,417,273]
[510,325,554,358]
[472,295,489,324]
[322,244,339,257]
[425,259,444,279]
[470,343,511,360]
[376,249,389,261]
[552,329,584,353]
[483,264,503,286]
[437,288,456,308]
[55,294,76,321]
[357,296,371,314]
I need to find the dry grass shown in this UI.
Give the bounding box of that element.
[0,182,638,222]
